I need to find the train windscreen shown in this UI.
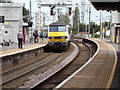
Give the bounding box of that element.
[49,26,66,32]
[58,26,66,31]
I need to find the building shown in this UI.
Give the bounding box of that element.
[0,2,23,43]
[89,0,120,43]
[110,11,120,43]
[79,32,89,38]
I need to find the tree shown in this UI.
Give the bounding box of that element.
[103,21,110,29]
[90,21,100,34]
[59,14,70,25]
[73,7,80,31]
[23,7,29,22]
[79,23,85,32]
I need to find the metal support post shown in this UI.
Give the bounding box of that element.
[35,13,38,28]
[93,28,95,37]
[43,12,45,26]
[30,0,31,21]
[78,10,80,35]
[29,0,32,37]
[88,5,91,38]
[38,3,41,30]
[100,10,102,38]
[78,18,80,34]
[57,9,60,21]
[85,24,87,37]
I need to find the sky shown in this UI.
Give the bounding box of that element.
[13,0,111,26]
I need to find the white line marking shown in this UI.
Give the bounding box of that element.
[53,39,100,90]
[0,44,46,57]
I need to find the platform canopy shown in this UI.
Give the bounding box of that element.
[89,0,120,12]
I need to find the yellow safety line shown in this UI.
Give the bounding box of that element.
[105,43,117,88]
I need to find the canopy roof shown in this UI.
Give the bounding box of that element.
[89,0,120,11]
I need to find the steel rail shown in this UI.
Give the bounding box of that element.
[53,39,100,89]
[1,52,64,85]
[18,42,79,89]
[31,42,92,89]
[1,53,52,75]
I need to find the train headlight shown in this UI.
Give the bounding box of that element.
[48,41,54,46]
[62,41,68,46]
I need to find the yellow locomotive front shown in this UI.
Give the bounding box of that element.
[48,21,71,51]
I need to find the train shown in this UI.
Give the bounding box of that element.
[47,21,71,51]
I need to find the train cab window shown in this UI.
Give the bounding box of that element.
[58,26,66,32]
[49,26,58,32]
[50,26,66,32]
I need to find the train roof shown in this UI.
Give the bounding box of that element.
[49,21,67,26]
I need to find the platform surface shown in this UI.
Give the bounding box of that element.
[59,38,117,88]
[0,39,48,57]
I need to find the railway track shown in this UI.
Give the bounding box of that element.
[1,52,64,88]
[31,42,92,89]
[1,38,116,89]
[2,42,79,89]
[1,52,52,75]
[55,39,117,89]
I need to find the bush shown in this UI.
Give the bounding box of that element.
[92,34,100,38]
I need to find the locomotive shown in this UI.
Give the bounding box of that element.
[48,21,71,51]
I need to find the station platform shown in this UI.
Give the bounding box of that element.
[0,39,48,68]
[0,39,48,57]
[56,38,117,89]
[104,39,120,88]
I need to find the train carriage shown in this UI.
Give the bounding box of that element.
[48,21,71,51]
